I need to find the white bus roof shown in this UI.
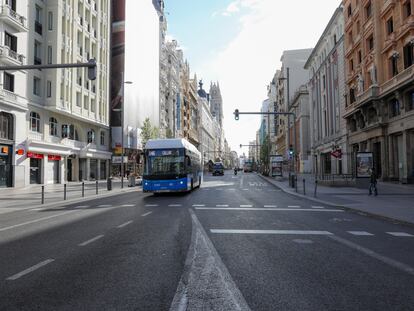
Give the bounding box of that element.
[145,138,201,156]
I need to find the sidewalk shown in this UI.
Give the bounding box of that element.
[259,173,414,225]
[0,178,142,215]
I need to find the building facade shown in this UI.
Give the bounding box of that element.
[343,0,414,183]
[26,0,111,186]
[305,5,349,177]
[0,0,29,187]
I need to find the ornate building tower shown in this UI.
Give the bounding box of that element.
[209,82,223,127]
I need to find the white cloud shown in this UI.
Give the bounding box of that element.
[196,0,340,152]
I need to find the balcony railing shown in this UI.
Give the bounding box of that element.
[0,45,25,65]
[35,21,42,35]
[34,56,42,65]
[0,5,27,31]
[381,65,414,95]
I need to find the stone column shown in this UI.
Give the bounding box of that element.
[60,158,65,184]
[97,159,101,180]
[401,130,408,183]
[86,158,91,181]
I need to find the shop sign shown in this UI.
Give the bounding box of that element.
[27,152,44,159]
[112,156,128,164]
[0,146,9,155]
[48,154,62,161]
[330,149,342,159]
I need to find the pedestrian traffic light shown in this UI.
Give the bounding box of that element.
[288,145,294,157]
[87,58,97,80]
[234,109,239,120]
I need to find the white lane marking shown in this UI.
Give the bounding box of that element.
[97,204,112,208]
[240,205,253,208]
[195,207,344,212]
[192,204,205,207]
[141,211,153,217]
[311,206,325,209]
[288,205,301,208]
[121,204,135,207]
[117,220,133,228]
[243,189,249,191]
[216,204,229,207]
[78,234,104,246]
[0,211,76,232]
[6,259,55,281]
[386,232,414,237]
[264,205,277,208]
[75,205,90,209]
[328,235,414,276]
[348,231,374,236]
[211,229,333,235]
[30,208,44,211]
[145,204,158,207]
[169,204,182,207]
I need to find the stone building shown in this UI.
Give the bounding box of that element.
[305,5,349,177]
[343,0,414,183]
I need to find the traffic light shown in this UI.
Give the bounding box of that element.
[234,109,239,120]
[240,144,242,148]
[288,145,294,158]
[87,58,97,80]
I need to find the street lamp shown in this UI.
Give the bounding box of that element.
[113,74,132,189]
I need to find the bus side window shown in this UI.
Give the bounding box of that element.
[186,156,191,167]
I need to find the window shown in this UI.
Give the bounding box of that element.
[87,129,95,143]
[367,35,374,51]
[386,17,394,35]
[349,59,354,71]
[333,34,337,45]
[48,11,53,30]
[47,46,52,64]
[406,90,414,111]
[358,50,362,63]
[403,1,412,19]
[34,41,41,65]
[403,43,413,69]
[100,131,105,145]
[347,4,352,17]
[4,32,17,52]
[49,117,58,136]
[47,81,52,97]
[35,6,42,35]
[365,1,372,19]
[0,112,13,140]
[33,77,41,96]
[390,56,398,77]
[30,112,41,132]
[3,72,14,92]
[350,88,356,104]
[389,98,400,117]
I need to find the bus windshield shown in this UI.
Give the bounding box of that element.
[145,149,185,175]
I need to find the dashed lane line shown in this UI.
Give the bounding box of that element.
[288,205,301,208]
[78,235,104,247]
[240,205,253,208]
[75,205,90,209]
[192,204,205,207]
[211,229,333,235]
[195,207,344,212]
[0,211,76,232]
[348,231,374,236]
[121,204,135,207]
[168,204,182,207]
[386,232,414,237]
[117,220,133,228]
[6,259,55,281]
[216,204,229,207]
[311,206,325,209]
[97,204,112,208]
[145,204,158,207]
[141,212,153,217]
[264,205,277,208]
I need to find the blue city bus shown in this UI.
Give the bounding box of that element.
[143,139,202,193]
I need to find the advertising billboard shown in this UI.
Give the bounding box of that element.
[356,152,373,178]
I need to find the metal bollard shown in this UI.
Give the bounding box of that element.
[295,176,298,193]
[82,182,85,197]
[96,180,98,195]
[64,184,67,200]
[41,185,45,204]
[303,178,306,195]
[314,180,318,198]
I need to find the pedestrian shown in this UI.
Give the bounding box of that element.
[369,168,378,196]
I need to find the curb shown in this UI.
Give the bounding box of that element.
[258,174,414,228]
[4,187,141,213]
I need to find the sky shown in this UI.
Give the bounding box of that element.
[164,0,342,154]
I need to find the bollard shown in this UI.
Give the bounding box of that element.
[96,180,98,195]
[107,177,112,191]
[314,180,318,198]
[295,175,298,193]
[64,184,67,200]
[303,178,306,195]
[41,185,45,204]
[82,182,85,197]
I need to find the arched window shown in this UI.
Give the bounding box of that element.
[49,117,58,136]
[30,112,41,132]
[87,129,95,143]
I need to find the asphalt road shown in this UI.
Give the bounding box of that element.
[1,171,414,310]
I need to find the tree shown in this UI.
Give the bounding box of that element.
[260,135,270,175]
[140,118,160,147]
[166,128,174,139]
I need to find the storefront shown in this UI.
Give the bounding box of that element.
[0,144,12,188]
[46,154,61,184]
[28,152,43,184]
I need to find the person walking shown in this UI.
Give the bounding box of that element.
[369,168,378,196]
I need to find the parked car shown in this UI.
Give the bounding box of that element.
[212,162,224,176]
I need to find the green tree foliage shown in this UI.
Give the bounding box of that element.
[140,118,160,147]
[260,135,270,175]
[166,128,174,139]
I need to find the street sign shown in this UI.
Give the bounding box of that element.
[112,156,128,164]
[330,149,342,159]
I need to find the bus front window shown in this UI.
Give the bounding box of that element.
[146,156,185,175]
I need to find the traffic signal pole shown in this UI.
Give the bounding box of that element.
[234,110,297,178]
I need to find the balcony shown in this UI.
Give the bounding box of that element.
[0,5,28,32]
[28,131,44,142]
[357,86,380,106]
[0,45,25,66]
[34,56,41,65]
[35,21,42,35]
[381,65,414,96]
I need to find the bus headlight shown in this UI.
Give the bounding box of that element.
[145,182,148,186]
[180,181,184,185]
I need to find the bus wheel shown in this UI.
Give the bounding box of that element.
[191,179,194,191]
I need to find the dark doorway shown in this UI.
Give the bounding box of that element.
[30,158,41,184]
[67,159,73,181]
[373,142,382,178]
